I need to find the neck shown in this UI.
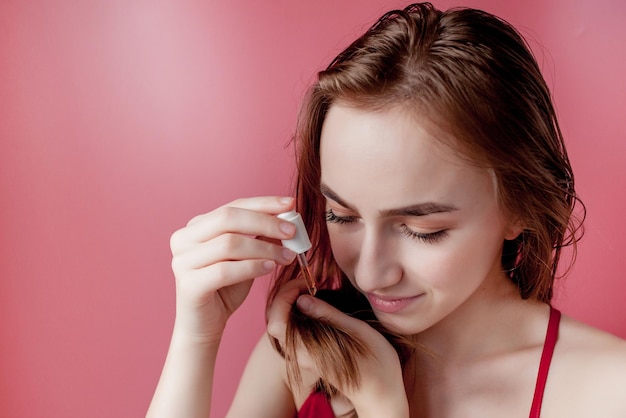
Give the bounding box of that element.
[402,274,551,417]
[413,274,548,365]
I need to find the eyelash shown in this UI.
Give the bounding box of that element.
[400,225,447,243]
[325,209,448,244]
[325,209,356,224]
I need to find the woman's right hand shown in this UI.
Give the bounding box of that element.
[168,196,298,345]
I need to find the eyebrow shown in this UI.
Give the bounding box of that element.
[320,183,458,217]
[320,183,355,211]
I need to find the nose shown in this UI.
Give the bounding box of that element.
[353,227,402,294]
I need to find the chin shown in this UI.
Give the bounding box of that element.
[373,312,431,336]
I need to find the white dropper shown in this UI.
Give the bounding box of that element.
[277,210,316,295]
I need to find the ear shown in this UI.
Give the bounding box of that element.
[504,218,524,241]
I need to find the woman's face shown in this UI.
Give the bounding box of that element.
[319,104,520,335]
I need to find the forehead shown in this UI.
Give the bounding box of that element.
[319,104,496,210]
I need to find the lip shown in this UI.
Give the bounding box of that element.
[366,293,422,314]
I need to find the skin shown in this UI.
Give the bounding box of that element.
[147,197,300,418]
[319,104,522,337]
[147,104,626,418]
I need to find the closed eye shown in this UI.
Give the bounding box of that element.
[325,209,357,224]
[327,209,448,244]
[400,224,448,243]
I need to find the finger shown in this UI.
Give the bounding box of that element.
[171,202,296,254]
[184,205,295,243]
[187,259,278,294]
[187,196,294,226]
[172,234,296,272]
[295,294,374,338]
[266,279,308,343]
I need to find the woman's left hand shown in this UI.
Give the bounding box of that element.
[266,280,410,418]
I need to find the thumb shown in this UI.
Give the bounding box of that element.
[295,293,374,336]
[296,294,348,325]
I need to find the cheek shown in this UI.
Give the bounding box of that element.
[403,224,506,289]
[430,226,505,287]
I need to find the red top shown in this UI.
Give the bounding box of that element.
[298,390,335,418]
[298,306,561,418]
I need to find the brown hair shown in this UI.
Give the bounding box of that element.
[269,1,584,395]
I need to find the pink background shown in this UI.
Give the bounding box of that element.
[1,1,624,417]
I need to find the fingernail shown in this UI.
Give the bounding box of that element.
[282,248,296,262]
[279,197,294,205]
[297,295,314,313]
[279,221,296,235]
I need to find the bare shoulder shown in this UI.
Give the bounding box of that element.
[558,313,626,368]
[546,313,626,416]
[226,334,296,418]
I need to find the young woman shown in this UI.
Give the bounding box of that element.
[147,3,626,417]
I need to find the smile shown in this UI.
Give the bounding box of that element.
[366,293,423,314]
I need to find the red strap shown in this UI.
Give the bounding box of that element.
[529,306,561,418]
